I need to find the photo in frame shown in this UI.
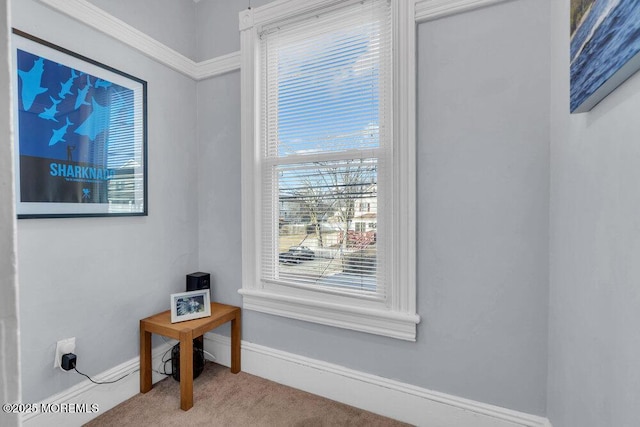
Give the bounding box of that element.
[570,0,640,113]
[12,29,147,218]
[170,290,211,323]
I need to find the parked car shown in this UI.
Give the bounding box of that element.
[279,246,315,264]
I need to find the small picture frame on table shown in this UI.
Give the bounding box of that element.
[170,290,211,323]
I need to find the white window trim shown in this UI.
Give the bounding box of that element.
[239,0,419,341]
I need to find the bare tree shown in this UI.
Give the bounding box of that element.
[282,176,333,247]
[325,160,376,253]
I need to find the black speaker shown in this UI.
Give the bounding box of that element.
[171,339,205,382]
[186,272,210,292]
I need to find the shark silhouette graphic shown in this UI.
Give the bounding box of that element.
[95,79,112,89]
[58,69,78,99]
[74,74,93,110]
[74,97,110,141]
[38,96,62,122]
[18,57,48,111]
[48,117,73,146]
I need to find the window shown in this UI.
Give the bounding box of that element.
[239,0,418,340]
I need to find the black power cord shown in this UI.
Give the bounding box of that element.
[63,352,152,385]
[73,367,139,385]
[65,346,179,385]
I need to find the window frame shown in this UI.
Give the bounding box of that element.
[239,0,419,341]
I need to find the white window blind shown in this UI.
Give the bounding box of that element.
[259,0,392,298]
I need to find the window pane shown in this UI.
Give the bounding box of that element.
[259,0,391,297]
[262,0,391,158]
[266,159,379,293]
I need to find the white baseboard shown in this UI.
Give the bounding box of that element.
[203,333,551,427]
[21,341,175,427]
[22,336,551,427]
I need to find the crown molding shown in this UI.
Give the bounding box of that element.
[38,0,197,76]
[37,0,239,80]
[194,51,242,80]
[414,0,512,23]
[37,0,515,78]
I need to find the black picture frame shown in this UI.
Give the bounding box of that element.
[12,29,148,218]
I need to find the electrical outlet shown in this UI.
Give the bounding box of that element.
[54,338,76,371]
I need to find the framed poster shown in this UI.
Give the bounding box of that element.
[570,0,640,113]
[12,29,147,218]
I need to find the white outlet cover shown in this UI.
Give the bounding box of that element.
[54,337,76,370]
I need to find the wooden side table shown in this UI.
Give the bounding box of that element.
[139,302,241,410]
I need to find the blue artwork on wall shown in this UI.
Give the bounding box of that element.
[13,30,147,218]
[570,0,640,113]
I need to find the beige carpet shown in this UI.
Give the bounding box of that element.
[84,362,411,426]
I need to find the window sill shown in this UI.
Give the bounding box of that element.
[238,288,419,341]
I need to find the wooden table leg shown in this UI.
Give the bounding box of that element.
[179,330,194,410]
[230,310,241,374]
[140,323,152,393]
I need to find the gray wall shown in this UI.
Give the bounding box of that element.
[194,0,271,61]
[16,0,640,421]
[14,0,199,403]
[197,72,242,311]
[0,1,21,426]
[196,0,550,415]
[87,0,197,61]
[547,1,640,426]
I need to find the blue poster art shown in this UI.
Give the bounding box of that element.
[16,48,136,204]
[570,0,640,112]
